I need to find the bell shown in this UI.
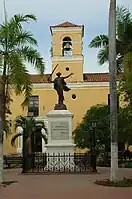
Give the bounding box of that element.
[64,42,71,50]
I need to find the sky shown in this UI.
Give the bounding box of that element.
[0,0,132,74]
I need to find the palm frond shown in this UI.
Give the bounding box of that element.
[15,115,27,130]
[34,120,48,144]
[8,53,32,106]
[10,30,37,48]
[21,75,32,108]
[97,46,109,65]
[89,35,108,48]
[4,119,12,137]
[117,55,123,73]
[17,46,45,76]
[14,116,48,144]
[117,6,132,24]
[15,116,36,137]
[117,6,132,44]
[0,55,3,71]
[14,14,37,23]
[41,133,48,144]
[35,120,48,133]
[0,14,37,52]
[8,14,37,28]
[11,133,22,146]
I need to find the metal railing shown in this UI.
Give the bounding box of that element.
[29,153,91,173]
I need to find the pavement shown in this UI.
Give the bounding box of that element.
[0,167,132,199]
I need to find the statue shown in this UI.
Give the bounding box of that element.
[48,68,73,109]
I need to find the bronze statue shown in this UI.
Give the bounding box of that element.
[48,71,73,105]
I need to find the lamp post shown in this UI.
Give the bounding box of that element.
[90,120,97,172]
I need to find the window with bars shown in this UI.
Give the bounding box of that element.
[27,96,39,117]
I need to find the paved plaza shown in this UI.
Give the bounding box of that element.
[0,168,132,199]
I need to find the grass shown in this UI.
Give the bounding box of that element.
[95,178,132,187]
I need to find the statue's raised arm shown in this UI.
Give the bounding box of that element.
[63,73,74,79]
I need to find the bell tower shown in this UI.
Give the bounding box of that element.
[50,21,84,82]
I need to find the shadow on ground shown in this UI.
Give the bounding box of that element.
[1,180,18,187]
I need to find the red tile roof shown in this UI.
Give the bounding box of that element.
[83,73,109,82]
[50,21,84,36]
[50,21,83,28]
[29,74,50,83]
[29,73,120,84]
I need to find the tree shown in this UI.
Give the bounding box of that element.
[0,14,45,183]
[89,6,132,73]
[74,104,110,160]
[74,104,132,168]
[108,0,118,181]
[118,106,132,145]
[119,52,132,105]
[11,116,47,173]
[75,104,132,149]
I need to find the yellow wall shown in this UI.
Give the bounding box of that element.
[3,23,110,154]
[52,31,83,56]
[52,61,83,82]
[4,84,109,154]
[51,27,84,82]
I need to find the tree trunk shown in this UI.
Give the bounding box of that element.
[108,0,118,181]
[22,136,32,173]
[0,56,8,183]
[0,85,4,184]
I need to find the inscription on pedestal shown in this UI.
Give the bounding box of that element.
[51,121,69,140]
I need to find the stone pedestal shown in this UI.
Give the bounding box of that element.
[45,109,76,171]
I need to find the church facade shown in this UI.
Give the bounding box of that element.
[4,21,110,154]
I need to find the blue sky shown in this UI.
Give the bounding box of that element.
[0,0,132,74]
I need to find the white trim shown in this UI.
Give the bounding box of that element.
[52,56,83,61]
[67,82,109,88]
[51,27,83,32]
[16,126,23,154]
[33,82,110,89]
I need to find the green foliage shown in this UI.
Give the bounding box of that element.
[118,52,132,105]
[0,13,45,136]
[89,6,132,106]
[95,178,132,187]
[11,116,47,147]
[0,13,45,103]
[74,104,110,149]
[74,104,132,149]
[118,105,132,144]
[89,6,132,73]
[89,35,108,48]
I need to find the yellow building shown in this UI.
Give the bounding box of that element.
[4,21,110,154]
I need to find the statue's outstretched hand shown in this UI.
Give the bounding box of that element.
[70,73,74,76]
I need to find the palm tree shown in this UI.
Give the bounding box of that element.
[109,0,118,181]
[89,6,132,73]
[11,116,47,173]
[0,14,45,182]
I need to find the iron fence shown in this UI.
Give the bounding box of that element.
[29,153,91,173]
[4,152,132,172]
